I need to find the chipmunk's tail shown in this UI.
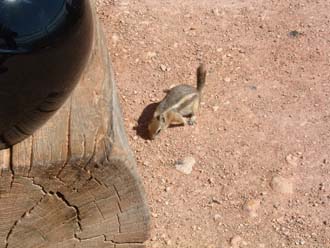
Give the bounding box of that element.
[196,63,206,92]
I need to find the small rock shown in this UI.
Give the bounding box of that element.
[151,212,158,218]
[165,239,172,245]
[289,30,303,38]
[128,122,135,129]
[224,77,231,83]
[271,176,293,194]
[147,51,157,59]
[212,8,220,16]
[208,178,214,184]
[150,236,157,241]
[143,161,150,167]
[248,85,257,90]
[212,105,219,112]
[112,33,119,45]
[211,197,221,204]
[243,199,260,217]
[298,239,305,245]
[286,153,299,166]
[214,214,221,221]
[160,64,167,72]
[175,157,196,174]
[230,235,243,248]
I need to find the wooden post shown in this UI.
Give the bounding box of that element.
[0,3,150,248]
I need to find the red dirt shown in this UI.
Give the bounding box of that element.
[96,0,330,247]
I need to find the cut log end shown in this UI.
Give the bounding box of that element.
[0,161,149,248]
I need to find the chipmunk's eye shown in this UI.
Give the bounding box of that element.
[156,115,160,121]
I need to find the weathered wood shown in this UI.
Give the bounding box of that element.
[0,2,150,248]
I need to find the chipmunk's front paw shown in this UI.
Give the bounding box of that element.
[187,116,196,126]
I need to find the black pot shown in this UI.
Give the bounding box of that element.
[0,0,93,149]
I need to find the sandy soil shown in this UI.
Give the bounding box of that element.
[96,0,330,247]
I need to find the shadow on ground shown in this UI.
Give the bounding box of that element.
[135,102,158,140]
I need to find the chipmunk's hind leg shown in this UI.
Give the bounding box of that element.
[187,99,200,125]
[167,111,187,127]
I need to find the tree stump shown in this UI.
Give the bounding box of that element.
[0,3,150,248]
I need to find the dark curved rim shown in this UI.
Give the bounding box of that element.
[0,48,30,55]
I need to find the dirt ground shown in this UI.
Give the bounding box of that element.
[96,0,330,247]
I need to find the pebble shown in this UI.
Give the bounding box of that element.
[212,105,219,112]
[243,199,260,217]
[286,153,299,166]
[112,33,119,45]
[212,8,220,16]
[175,157,196,174]
[230,235,243,248]
[117,0,129,7]
[143,161,150,167]
[208,178,214,184]
[224,77,231,83]
[271,176,293,194]
[160,64,167,72]
[150,236,157,241]
[214,214,221,221]
[289,30,303,38]
[151,212,158,218]
[147,51,157,59]
[165,239,172,245]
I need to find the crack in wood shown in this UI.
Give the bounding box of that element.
[84,129,98,170]
[27,136,34,177]
[94,201,105,220]
[92,174,103,186]
[67,97,73,164]
[5,177,46,248]
[112,184,123,234]
[55,192,82,232]
[54,98,72,180]
[82,134,87,163]
[8,147,14,190]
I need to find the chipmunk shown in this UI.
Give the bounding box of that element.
[148,64,206,139]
